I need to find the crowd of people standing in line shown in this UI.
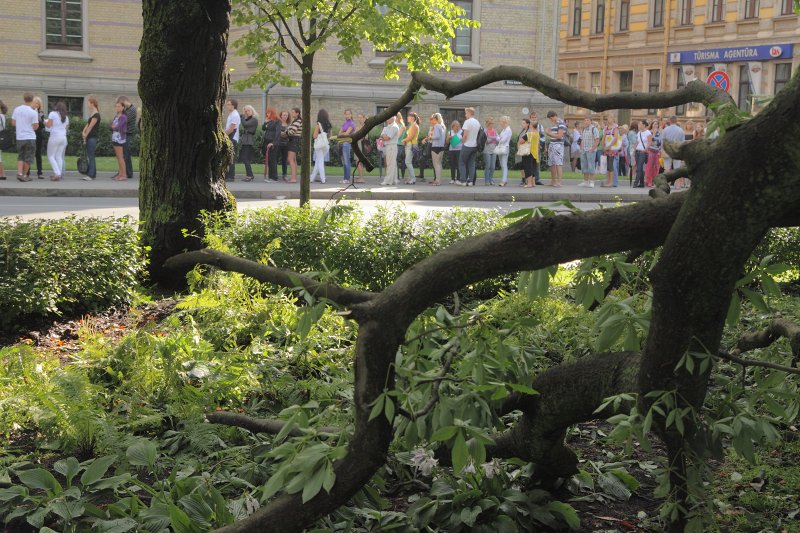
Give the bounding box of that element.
[0,92,138,182]
[1,92,700,189]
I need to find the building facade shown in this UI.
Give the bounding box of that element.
[0,1,564,129]
[558,0,799,126]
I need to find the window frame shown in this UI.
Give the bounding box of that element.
[438,107,467,132]
[44,0,83,50]
[590,72,601,94]
[710,0,724,22]
[652,0,665,28]
[743,0,759,19]
[572,0,582,36]
[595,0,606,34]
[781,0,794,15]
[567,73,579,114]
[774,63,792,94]
[680,0,693,25]
[46,95,84,116]
[738,65,753,112]
[676,68,687,116]
[619,0,630,31]
[647,69,660,114]
[450,0,473,60]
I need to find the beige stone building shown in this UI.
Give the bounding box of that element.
[558,0,799,126]
[0,1,563,129]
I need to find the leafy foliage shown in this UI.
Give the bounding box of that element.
[0,217,145,331]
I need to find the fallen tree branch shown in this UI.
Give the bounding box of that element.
[733,318,800,364]
[717,350,800,375]
[164,248,375,308]
[206,411,340,437]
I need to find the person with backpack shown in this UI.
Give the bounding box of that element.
[0,99,8,180]
[578,116,599,188]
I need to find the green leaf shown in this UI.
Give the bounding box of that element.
[451,431,469,473]
[503,208,533,221]
[430,425,458,442]
[53,457,81,488]
[80,455,117,487]
[384,395,395,422]
[726,291,741,327]
[302,463,328,503]
[547,500,580,530]
[126,439,157,468]
[262,471,286,501]
[169,504,196,533]
[368,393,385,422]
[91,518,138,533]
[49,499,86,521]
[507,383,539,396]
[610,469,641,491]
[597,319,625,352]
[17,468,62,494]
[739,287,769,313]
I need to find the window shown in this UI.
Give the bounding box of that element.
[738,65,752,112]
[595,0,606,34]
[680,0,693,25]
[567,73,579,114]
[439,108,466,130]
[46,96,83,116]
[743,0,759,19]
[774,63,792,94]
[591,72,601,94]
[653,0,665,27]
[782,0,794,15]
[572,0,582,36]
[710,0,724,22]
[648,69,660,114]
[676,68,686,115]
[451,0,473,59]
[619,0,630,31]
[45,0,83,50]
[618,71,633,125]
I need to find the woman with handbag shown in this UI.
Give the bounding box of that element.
[518,119,538,188]
[496,116,512,186]
[310,109,331,184]
[80,97,101,181]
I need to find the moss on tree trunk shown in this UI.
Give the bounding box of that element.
[139,0,235,287]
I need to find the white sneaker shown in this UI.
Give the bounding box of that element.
[82,176,93,181]
[588,181,594,188]
[577,181,586,187]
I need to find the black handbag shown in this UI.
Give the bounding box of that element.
[77,145,90,175]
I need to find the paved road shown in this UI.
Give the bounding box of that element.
[0,196,623,219]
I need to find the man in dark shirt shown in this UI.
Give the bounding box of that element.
[116,96,138,179]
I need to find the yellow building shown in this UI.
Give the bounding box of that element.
[558,0,799,126]
[0,1,564,127]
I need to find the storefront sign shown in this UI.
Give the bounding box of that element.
[669,44,793,64]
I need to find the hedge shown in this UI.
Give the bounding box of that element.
[0,217,145,331]
[202,205,513,299]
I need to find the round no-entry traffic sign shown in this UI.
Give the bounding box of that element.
[706,70,731,92]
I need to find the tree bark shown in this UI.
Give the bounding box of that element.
[299,55,314,206]
[139,0,235,288]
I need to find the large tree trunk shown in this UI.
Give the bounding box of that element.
[139,0,235,287]
[299,55,314,206]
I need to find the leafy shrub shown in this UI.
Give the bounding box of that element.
[753,227,800,277]
[0,217,145,331]
[202,205,512,299]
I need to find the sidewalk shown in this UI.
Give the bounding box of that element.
[0,171,652,202]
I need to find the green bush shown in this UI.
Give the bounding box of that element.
[203,205,512,299]
[0,217,145,331]
[753,227,800,276]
